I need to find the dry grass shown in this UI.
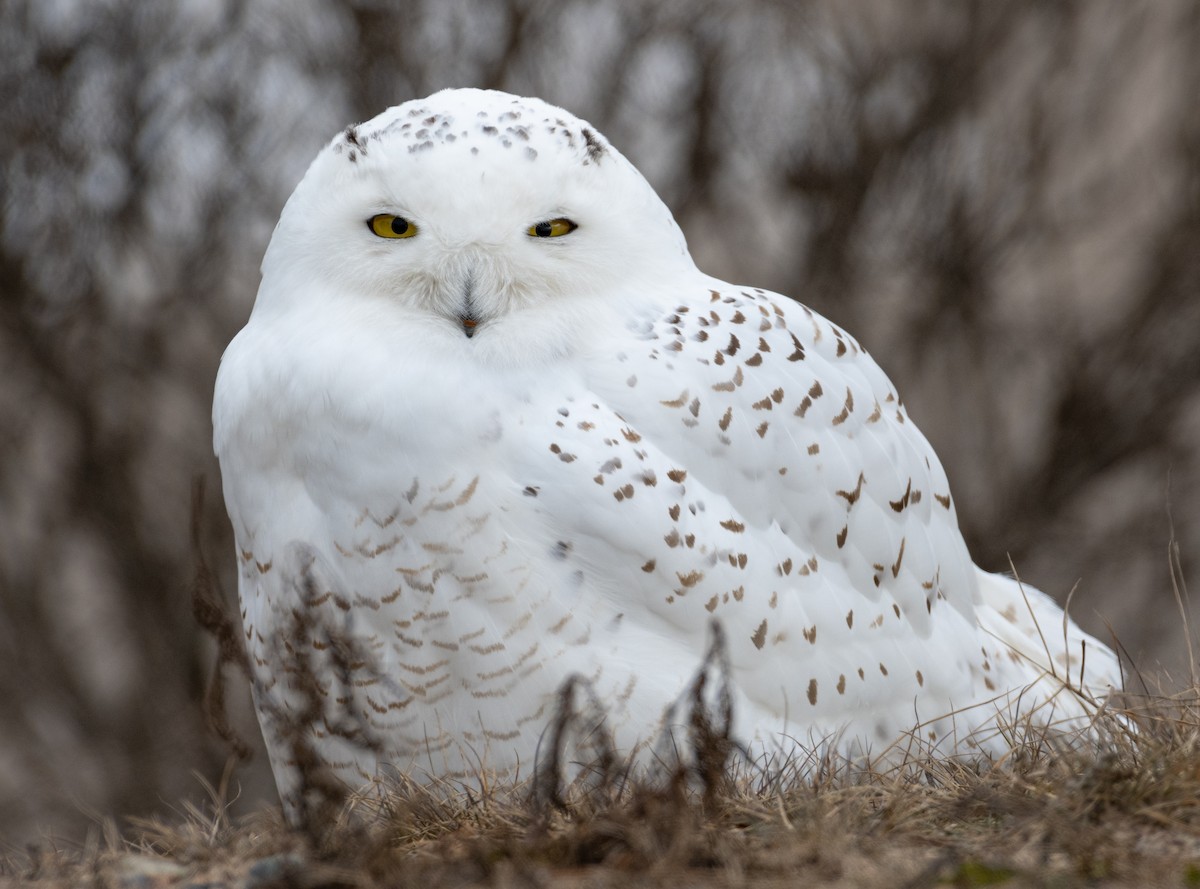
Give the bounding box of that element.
[5,685,1200,889]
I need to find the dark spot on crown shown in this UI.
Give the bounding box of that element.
[343,126,366,154]
[582,127,607,162]
[423,115,437,125]
[482,125,498,136]
[341,126,368,163]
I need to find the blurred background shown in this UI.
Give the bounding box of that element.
[2,0,1198,847]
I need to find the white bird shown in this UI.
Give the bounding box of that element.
[213,88,1120,810]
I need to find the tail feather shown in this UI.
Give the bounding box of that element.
[974,568,1122,715]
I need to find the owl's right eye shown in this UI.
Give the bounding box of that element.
[368,214,418,239]
[528,218,577,238]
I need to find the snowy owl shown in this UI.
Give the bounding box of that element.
[213,88,1120,809]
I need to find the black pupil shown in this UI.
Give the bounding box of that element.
[390,217,410,235]
[534,221,553,237]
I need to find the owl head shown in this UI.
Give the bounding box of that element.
[254,88,696,357]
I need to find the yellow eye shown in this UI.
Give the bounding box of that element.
[368,214,418,239]
[528,218,577,238]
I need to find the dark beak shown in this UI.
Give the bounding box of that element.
[460,271,479,338]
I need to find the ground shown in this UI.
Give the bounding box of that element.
[6,686,1200,889]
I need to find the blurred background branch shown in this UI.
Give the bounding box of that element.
[1,0,1197,844]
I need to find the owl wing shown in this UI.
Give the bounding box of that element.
[499,282,1003,748]
[537,280,1116,750]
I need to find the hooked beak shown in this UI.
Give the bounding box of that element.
[459,269,480,338]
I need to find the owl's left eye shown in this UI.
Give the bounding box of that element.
[368,214,418,239]
[528,218,577,238]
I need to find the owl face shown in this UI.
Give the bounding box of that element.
[258,89,695,351]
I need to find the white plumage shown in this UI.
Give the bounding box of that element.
[213,88,1120,808]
